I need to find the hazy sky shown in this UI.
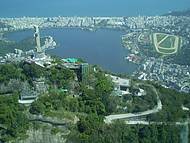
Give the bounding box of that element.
[0,0,189,17]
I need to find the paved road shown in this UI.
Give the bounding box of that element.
[104,84,162,124]
[125,120,190,125]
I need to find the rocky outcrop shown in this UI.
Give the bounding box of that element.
[11,114,78,143]
[28,114,79,125]
[0,79,22,94]
[14,128,68,143]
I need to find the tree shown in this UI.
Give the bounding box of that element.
[47,66,74,88]
[0,93,29,142]
[95,72,113,96]
[29,101,45,115]
[0,64,23,84]
[22,62,44,79]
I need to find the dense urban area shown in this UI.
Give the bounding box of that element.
[1,14,190,92]
[0,10,190,143]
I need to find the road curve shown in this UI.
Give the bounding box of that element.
[104,84,162,124]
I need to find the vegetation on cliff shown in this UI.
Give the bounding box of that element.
[0,60,190,143]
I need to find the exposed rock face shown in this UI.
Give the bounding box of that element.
[0,79,22,94]
[10,114,75,143]
[14,128,68,143]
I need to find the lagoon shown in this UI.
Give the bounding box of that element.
[5,28,138,74]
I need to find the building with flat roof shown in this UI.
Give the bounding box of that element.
[18,82,38,104]
[62,58,79,63]
[106,74,131,96]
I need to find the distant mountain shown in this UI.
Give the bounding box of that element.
[164,9,190,16]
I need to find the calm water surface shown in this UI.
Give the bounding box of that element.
[5,28,138,74]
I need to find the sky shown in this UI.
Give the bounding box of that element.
[0,0,189,17]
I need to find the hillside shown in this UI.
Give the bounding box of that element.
[0,60,190,143]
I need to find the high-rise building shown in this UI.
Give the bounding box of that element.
[80,63,90,83]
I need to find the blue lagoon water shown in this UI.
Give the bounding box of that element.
[2,0,189,73]
[5,28,138,74]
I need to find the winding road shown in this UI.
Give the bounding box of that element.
[104,84,162,124]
